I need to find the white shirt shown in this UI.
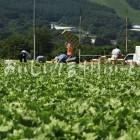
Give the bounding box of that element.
[111,48,121,59]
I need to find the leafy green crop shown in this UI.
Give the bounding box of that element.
[0,63,140,139]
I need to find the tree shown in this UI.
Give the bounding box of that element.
[27,27,54,59]
[0,33,28,59]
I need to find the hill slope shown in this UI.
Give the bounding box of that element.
[0,0,124,39]
[127,0,140,10]
[90,0,140,24]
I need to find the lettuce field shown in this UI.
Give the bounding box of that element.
[0,62,140,139]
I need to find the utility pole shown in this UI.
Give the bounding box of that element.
[33,0,36,60]
[125,16,128,53]
[125,9,128,54]
[78,10,82,63]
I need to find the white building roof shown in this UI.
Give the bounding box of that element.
[132,25,140,29]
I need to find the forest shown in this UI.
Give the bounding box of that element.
[0,0,125,39]
[0,0,139,59]
[127,0,140,10]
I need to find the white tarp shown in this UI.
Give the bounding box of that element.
[135,46,140,56]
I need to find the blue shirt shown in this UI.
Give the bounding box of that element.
[57,54,67,62]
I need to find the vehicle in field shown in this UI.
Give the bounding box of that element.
[124,53,140,65]
[124,46,140,65]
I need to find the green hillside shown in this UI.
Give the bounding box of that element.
[90,0,140,24]
[0,0,125,39]
[127,0,140,10]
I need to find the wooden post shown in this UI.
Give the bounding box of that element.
[78,49,81,63]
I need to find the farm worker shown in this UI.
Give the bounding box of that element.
[111,47,121,60]
[36,55,46,63]
[19,50,28,62]
[65,42,73,57]
[54,54,67,63]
